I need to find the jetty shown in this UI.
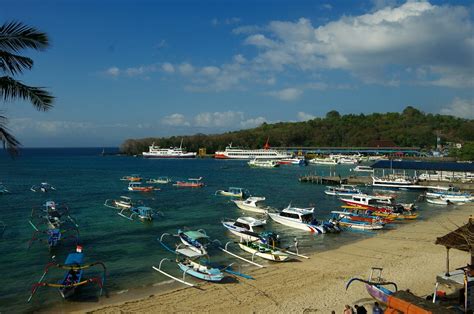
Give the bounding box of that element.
[299,175,371,185]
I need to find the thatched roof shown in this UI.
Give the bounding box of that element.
[435,217,474,253]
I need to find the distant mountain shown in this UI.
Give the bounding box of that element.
[120,107,474,155]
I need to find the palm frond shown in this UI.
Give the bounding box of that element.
[0,21,49,53]
[0,50,33,75]
[0,115,20,156]
[0,76,54,111]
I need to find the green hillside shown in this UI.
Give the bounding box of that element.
[120,107,474,156]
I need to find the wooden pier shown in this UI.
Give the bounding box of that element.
[299,175,372,185]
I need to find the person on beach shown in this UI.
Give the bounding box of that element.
[343,304,353,314]
[372,302,383,314]
[354,304,367,314]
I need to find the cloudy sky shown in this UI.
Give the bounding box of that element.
[1,0,473,147]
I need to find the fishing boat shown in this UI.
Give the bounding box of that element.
[331,210,392,224]
[267,205,326,234]
[174,177,204,188]
[31,182,56,193]
[248,159,280,168]
[426,186,473,199]
[104,198,157,221]
[309,157,338,165]
[346,267,397,304]
[215,187,249,198]
[340,194,397,211]
[29,201,78,231]
[146,176,171,184]
[177,229,211,255]
[120,174,142,182]
[426,197,453,205]
[127,182,157,192]
[28,246,106,302]
[214,140,291,160]
[324,185,362,196]
[142,139,197,158]
[0,183,9,194]
[232,196,269,214]
[353,165,374,173]
[221,217,267,242]
[331,212,384,230]
[237,240,290,262]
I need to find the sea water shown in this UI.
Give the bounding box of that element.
[0,148,434,312]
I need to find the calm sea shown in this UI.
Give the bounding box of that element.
[0,148,435,312]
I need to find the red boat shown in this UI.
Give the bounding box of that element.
[174,177,204,188]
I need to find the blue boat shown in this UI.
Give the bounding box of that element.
[177,229,210,255]
[28,246,106,302]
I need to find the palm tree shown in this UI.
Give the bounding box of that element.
[0,21,54,155]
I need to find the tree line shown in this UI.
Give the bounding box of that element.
[120,107,474,159]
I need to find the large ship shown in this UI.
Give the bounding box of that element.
[214,141,292,160]
[142,140,196,159]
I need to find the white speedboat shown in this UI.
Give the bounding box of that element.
[267,205,326,234]
[426,197,452,205]
[371,176,427,190]
[324,185,361,196]
[222,217,266,242]
[248,159,279,168]
[233,197,269,214]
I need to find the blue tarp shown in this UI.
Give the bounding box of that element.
[371,160,474,172]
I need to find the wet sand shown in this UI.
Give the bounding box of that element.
[59,204,472,313]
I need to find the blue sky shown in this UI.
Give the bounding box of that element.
[1,0,473,147]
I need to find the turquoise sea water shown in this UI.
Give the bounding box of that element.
[0,148,430,312]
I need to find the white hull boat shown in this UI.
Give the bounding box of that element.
[237,242,289,262]
[232,197,269,214]
[268,206,326,234]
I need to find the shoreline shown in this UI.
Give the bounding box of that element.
[46,203,473,313]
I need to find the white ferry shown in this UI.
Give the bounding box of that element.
[214,142,291,160]
[142,140,196,159]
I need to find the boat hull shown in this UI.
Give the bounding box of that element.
[268,213,325,233]
[233,200,268,213]
[238,242,289,262]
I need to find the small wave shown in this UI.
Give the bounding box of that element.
[115,289,129,295]
[152,279,175,286]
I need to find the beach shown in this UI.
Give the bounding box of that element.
[57,203,472,313]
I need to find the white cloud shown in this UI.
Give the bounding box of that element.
[211,17,241,26]
[440,97,474,119]
[233,54,247,64]
[159,111,267,130]
[105,66,120,77]
[297,112,315,121]
[267,88,303,101]
[320,4,332,10]
[306,82,328,90]
[124,64,157,77]
[178,63,195,75]
[244,34,276,48]
[201,66,220,76]
[161,113,190,126]
[162,62,175,73]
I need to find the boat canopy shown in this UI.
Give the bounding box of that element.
[236,217,266,227]
[176,247,204,258]
[65,252,84,265]
[183,230,209,240]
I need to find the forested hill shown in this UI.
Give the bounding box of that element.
[120,107,474,155]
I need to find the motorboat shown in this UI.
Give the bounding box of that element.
[426,187,473,201]
[31,182,56,193]
[278,157,306,166]
[267,205,326,234]
[232,196,269,214]
[324,185,361,196]
[127,182,157,192]
[248,159,280,168]
[331,213,384,230]
[174,177,204,188]
[146,177,171,184]
[426,197,453,205]
[120,174,142,182]
[222,217,267,242]
[215,187,249,198]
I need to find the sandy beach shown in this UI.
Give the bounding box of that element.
[59,204,473,314]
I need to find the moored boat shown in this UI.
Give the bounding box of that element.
[174,177,204,188]
[222,217,267,242]
[248,159,280,168]
[267,205,326,234]
[31,182,56,193]
[177,229,210,256]
[324,185,361,196]
[146,176,171,184]
[232,196,269,214]
[346,267,397,304]
[214,141,291,160]
[237,240,290,262]
[309,157,338,165]
[142,139,196,159]
[353,165,374,173]
[127,182,157,192]
[215,187,249,198]
[120,174,142,182]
